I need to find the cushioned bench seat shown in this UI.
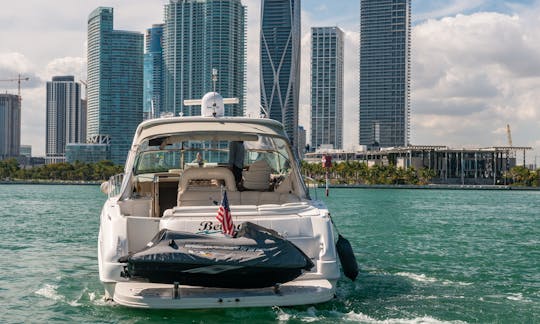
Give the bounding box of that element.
[178,190,300,206]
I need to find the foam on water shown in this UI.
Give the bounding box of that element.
[395,272,471,286]
[506,293,532,302]
[275,306,468,324]
[35,284,63,302]
[396,272,438,283]
[342,311,468,324]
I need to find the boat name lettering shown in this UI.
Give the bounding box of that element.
[199,221,242,232]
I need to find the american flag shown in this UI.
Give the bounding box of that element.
[216,191,235,236]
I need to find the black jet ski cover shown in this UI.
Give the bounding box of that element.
[119,222,314,288]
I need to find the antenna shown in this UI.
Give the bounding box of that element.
[183,69,238,117]
[211,69,218,116]
[212,68,218,93]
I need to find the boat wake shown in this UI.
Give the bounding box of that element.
[273,306,467,323]
[35,284,63,302]
[35,283,108,307]
[395,272,471,286]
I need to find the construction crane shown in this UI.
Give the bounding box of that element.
[0,74,30,102]
[506,124,515,165]
[506,124,513,147]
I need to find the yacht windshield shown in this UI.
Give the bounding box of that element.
[133,135,293,176]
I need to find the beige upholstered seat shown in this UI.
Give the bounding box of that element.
[177,167,238,206]
[243,160,272,191]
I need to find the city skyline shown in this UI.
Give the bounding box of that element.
[143,24,164,120]
[260,0,301,153]
[0,94,20,160]
[311,26,344,150]
[0,0,539,162]
[45,75,84,164]
[86,7,143,165]
[163,0,246,117]
[359,0,410,148]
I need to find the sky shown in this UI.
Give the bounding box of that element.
[1,0,539,165]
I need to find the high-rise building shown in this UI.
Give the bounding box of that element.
[163,0,246,117]
[87,7,143,165]
[144,24,164,120]
[45,76,83,164]
[20,145,32,158]
[359,0,410,148]
[0,94,20,160]
[310,27,344,151]
[260,0,301,151]
[298,125,306,159]
[80,98,87,140]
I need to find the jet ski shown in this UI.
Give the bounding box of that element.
[118,222,314,289]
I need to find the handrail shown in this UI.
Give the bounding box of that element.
[303,175,319,200]
[108,173,125,198]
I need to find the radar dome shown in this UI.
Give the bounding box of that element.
[201,92,224,117]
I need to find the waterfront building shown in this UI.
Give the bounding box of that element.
[46,76,83,164]
[304,145,532,185]
[311,26,344,151]
[66,143,111,164]
[143,24,164,120]
[260,0,301,151]
[87,7,143,165]
[359,0,411,148]
[163,0,246,117]
[0,94,20,160]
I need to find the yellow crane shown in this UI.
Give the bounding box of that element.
[0,74,30,102]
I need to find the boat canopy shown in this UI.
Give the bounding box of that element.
[132,117,288,147]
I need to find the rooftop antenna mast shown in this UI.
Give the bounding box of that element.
[212,68,218,93]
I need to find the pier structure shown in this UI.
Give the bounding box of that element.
[304,145,533,185]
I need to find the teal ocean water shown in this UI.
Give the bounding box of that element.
[0,185,538,323]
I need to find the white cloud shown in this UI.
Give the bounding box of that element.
[414,0,487,22]
[412,9,540,161]
[42,57,86,81]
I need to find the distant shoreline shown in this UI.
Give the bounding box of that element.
[320,184,540,191]
[1,180,538,190]
[0,180,102,185]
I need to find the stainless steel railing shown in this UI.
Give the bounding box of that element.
[107,173,125,198]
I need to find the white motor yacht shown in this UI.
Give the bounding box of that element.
[98,92,352,309]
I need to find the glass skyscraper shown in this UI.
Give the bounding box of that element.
[0,94,20,160]
[143,24,164,120]
[163,0,246,117]
[260,0,301,152]
[359,0,410,148]
[87,7,144,165]
[46,76,83,164]
[311,27,344,151]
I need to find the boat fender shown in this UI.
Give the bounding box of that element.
[336,234,359,281]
